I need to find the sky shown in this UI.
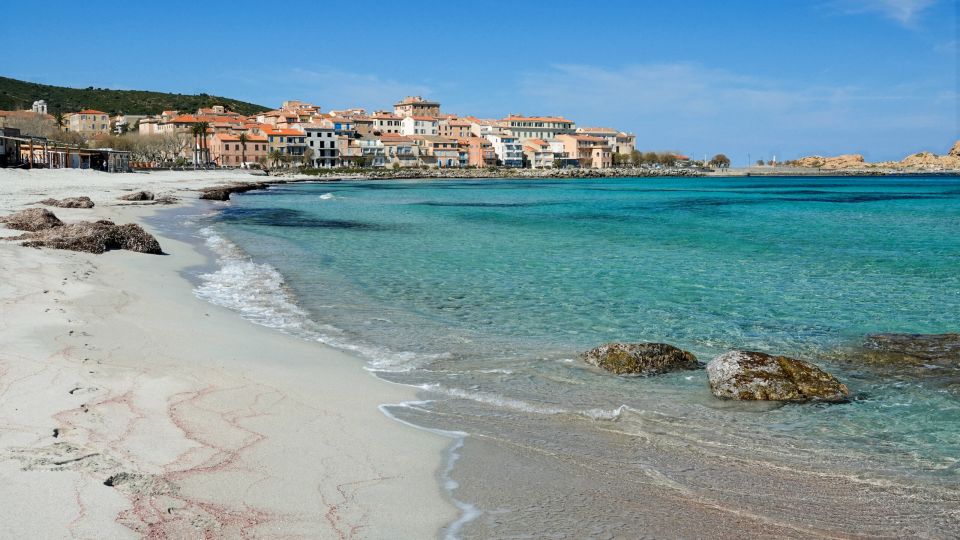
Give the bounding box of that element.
[2,0,957,163]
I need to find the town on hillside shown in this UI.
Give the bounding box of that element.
[0,96,711,173]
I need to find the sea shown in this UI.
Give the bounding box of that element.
[165,176,960,537]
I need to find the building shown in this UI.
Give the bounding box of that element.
[615,132,636,155]
[31,100,47,114]
[208,133,268,167]
[555,134,612,168]
[261,126,307,158]
[457,136,497,168]
[394,96,440,118]
[302,124,338,168]
[66,110,110,136]
[357,135,385,167]
[484,133,523,167]
[112,114,147,134]
[522,138,555,168]
[401,116,438,136]
[409,135,460,167]
[322,116,357,136]
[501,115,575,142]
[439,118,472,139]
[370,112,402,135]
[380,133,418,167]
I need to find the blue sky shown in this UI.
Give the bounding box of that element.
[2,0,956,163]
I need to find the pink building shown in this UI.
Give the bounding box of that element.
[208,133,268,167]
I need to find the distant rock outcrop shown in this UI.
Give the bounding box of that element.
[39,196,95,209]
[0,208,63,231]
[794,154,865,170]
[118,191,155,201]
[707,350,849,402]
[794,140,960,171]
[580,342,700,375]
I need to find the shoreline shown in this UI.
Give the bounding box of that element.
[0,169,459,538]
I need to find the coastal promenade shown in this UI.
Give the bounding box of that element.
[0,169,457,538]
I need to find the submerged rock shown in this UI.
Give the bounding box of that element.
[707,350,849,402]
[118,190,155,201]
[13,220,163,255]
[39,196,95,209]
[580,342,699,375]
[1,208,63,231]
[862,333,960,367]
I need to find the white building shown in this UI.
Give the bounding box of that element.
[401,116,439,136]
[485,133,523,167]
[31,100,47,115]
[357,136,385,167]
[302,124,339,168]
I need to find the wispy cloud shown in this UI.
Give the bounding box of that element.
[517,63,955,161]
[830,0,939,26]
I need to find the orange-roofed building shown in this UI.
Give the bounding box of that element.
[522,138,555,168]
[208,133,269,168]
[260,126,307,158]
[66,110,110,136]
[555,134,612,169]
[458,136,497,168]
[371,112,402,135]
[394,96,440,118]
[379,133,419,167]
[439,118,472,140]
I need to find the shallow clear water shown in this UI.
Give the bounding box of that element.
[197,176,960,536]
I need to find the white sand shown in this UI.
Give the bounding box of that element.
[0,169,458,538]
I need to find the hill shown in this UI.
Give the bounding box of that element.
[0,76,270,116]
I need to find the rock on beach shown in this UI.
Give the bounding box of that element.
[39,196,95,208]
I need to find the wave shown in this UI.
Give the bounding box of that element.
[417,383,634,421]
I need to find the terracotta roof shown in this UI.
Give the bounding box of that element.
[378,134,412,142]
[526,138,549,147]
[410,116,438,122]
[503,115,572,124]
[76,109,108,115]
[261,127,304,136]
[577,127,617,133]
[214,134,267,142]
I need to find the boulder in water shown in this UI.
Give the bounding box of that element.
[39,196,95,209]
[707,350,849,402]
[580,342,700,375]
[1,208,63,231]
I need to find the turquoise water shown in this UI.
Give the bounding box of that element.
[196,176,960,536]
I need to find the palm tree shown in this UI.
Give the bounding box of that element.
[196,121,210,167]
[53,112,66,131]
[238,133,248,168]
[268,149,283,169]
[190,123,203,168]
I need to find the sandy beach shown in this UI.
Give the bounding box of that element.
[0,169,458,538]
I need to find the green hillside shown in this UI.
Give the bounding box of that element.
[0,76,271,116]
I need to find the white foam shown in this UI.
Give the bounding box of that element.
[418,383,635,421]
[319,193,335,200]
[378,401,481,540]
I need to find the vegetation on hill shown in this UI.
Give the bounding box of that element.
[0,76,270,116]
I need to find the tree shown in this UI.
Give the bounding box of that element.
[709,153,731,169]
[756,159,765,166]
[642,151,658,165]
[238,133,248,167]
[53,112,66,131]
[301,147,315,169]
[658,153,677,167]
[268,149,283,169]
